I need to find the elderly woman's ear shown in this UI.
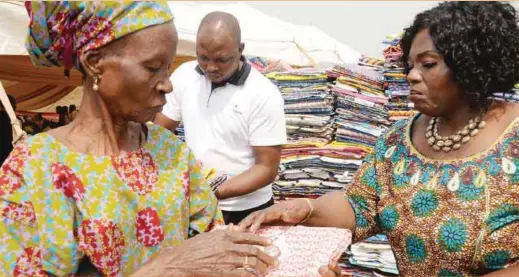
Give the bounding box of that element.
[79,49,104,78]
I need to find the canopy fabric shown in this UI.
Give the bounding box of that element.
[1,79,76,111]
[0,1,360,65]
[170,1,361,66]
[0,1,360,111]
[0,1,26,56]
[0,55,83,86]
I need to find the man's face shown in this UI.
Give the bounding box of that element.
[196,30,243,84]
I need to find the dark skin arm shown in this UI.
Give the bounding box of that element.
[481,265,519,277]
[239,191,356,232]
[215,145,281,200]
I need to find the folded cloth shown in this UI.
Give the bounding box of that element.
[256,226,352,277]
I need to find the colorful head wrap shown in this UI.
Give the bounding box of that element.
[25,1,174,77]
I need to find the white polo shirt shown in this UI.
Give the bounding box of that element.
[162,60,287,211]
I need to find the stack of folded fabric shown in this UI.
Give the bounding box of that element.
[266,70,334,144]
[266,70,357,202]
[247,56,294,74]
[328,64,390,156]
[271,63,389,203]
[175,123,185,141]
[382,33,416,122]
[340,234,399,277]
[490,83,519,102]
[358,55,385,71]
[274,148,363,201]
[267,71,334,145]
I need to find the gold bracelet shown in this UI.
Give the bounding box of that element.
[298,198,314,225]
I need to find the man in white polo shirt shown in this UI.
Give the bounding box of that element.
[155,11,287,224]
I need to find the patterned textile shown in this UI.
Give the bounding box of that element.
[257,226,352,277]
[0,124,223,277]
[346,115,519,276]
[25,1,173,75]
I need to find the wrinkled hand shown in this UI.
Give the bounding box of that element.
[318,260,342,277]
[133,230,278,277]
[238,199,312,233]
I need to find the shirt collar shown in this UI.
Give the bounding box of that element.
[195,56,251,87]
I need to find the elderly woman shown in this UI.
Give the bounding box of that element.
[241,2,519,276]
[0,2,279,277]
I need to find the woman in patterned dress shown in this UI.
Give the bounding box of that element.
[241,2,519,276]
[0,2,278,277]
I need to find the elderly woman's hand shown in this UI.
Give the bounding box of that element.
[131,229,278,277]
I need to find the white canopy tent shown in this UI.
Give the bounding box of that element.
[0,1,361,111]
[0,1,361,65]
[170,1,361,66]
[0,1,27,56]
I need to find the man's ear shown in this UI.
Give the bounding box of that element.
[79,49,103,77]
[239,42,245,54]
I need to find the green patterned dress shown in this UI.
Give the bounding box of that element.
[346,115,519,276]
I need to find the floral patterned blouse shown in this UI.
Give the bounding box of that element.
[0,124,223,277]
[346,115,519,277]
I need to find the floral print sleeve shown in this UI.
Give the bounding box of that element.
[0,143,83,277]
[186,152,224,236]
[345,152,383,243]
[0,124,224,277]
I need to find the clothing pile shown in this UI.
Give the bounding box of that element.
[382,34,416,122]
[490,83,519,102]
[340,234,399,277]
[175,123,185,141]
[358,55,385,71]
[266,70,334,144]
[265,70,354,201]
[274,149,362,201]
[247,56,294,74]
[328,64,390,157]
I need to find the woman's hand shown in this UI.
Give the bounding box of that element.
[318,261,342,277]
[238,199,312,232]
[131,229,278,277]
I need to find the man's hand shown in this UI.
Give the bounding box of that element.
[215,145,281,200]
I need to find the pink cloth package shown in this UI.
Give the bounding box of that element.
[256,226,352,277]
